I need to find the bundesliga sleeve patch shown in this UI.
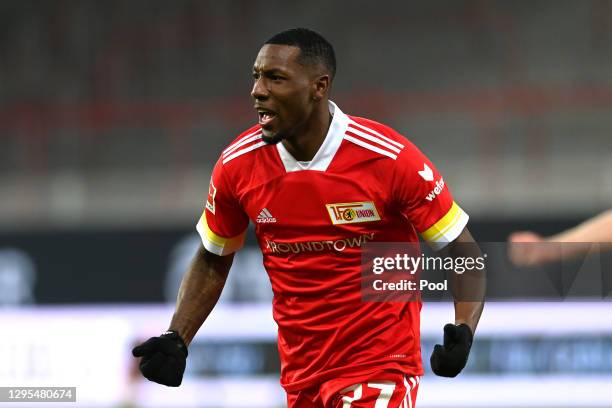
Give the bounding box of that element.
[206,177,217,214]
[326,201,381,225]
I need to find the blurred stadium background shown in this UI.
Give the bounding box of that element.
[1,1,611,407]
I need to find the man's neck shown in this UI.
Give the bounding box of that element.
[281,102,333,162]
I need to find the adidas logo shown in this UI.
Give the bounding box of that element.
[257,208,277,223]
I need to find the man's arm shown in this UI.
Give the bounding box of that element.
[508,209,612,266]
[430,227,486,378]
[169,244,234,346]
[441,227,486,334]
[132,244,234,386]
[529,209,612,243]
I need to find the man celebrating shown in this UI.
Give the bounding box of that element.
[133,28,485,407]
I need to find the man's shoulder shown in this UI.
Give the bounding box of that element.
[346,115,408,146]
[226,124,262,147]
[218,124,272,167]
[343,115,413,162]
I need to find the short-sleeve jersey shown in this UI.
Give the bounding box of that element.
[197,101,469,392]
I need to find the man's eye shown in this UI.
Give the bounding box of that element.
[271,75,284,81]
[252,73,260,80]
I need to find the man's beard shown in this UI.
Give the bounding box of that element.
[261,130,286,145]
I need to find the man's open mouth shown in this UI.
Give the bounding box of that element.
[257,109,277,126]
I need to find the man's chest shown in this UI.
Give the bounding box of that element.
[239,171,390,237]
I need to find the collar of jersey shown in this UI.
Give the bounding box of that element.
[276,100,349,172]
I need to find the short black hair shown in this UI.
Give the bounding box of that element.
[265,28,336,79]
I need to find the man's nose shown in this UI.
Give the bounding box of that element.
[251,77,269,100]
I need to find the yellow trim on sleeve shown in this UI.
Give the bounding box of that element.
[196,212,246,255]
[420,201,463,243]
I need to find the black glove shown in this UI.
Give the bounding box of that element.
[132,330,188,386]
[430,323,473,377]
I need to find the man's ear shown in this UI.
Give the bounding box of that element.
[312,74,331,101]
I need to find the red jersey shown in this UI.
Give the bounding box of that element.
[197,101,469,392]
